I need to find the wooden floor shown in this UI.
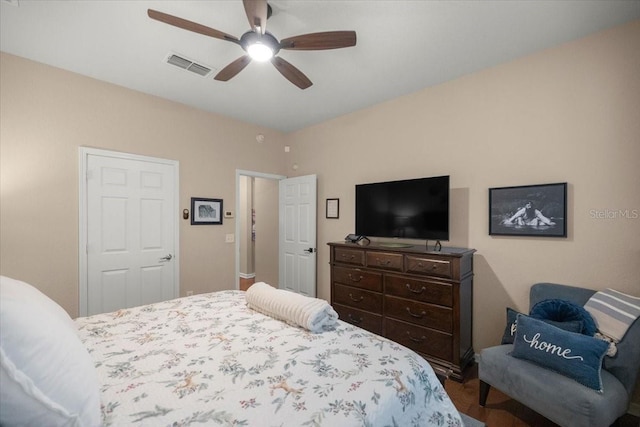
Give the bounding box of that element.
[444,364,639,427]
[239,277,255,291]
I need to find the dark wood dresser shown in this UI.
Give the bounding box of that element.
[328,241,476,381]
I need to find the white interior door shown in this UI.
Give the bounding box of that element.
[80,148,179,316]
[278,174,317,297]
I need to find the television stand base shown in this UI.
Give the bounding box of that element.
[428,240,442,251]
[379,242,412,248]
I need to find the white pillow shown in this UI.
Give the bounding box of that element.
[0,276,101,426]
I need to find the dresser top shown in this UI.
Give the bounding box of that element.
[328,241,476,257]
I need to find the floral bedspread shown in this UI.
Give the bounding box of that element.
[76,291,462,427]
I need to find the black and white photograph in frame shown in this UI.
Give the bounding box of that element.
[191,197,223,225]
[489,182,567,237]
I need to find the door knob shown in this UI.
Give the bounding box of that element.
[159,254,173,262]
[303,248,315,254]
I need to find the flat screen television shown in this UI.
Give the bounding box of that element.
[355,175,449,241]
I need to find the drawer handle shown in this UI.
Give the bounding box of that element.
[347,273,364,282]
[406,307,426,318]
[377,258,391,266]
[406,284,426,294]
[417,262,439,270]
[406,332,426,343]
[348,314,363,324]
[349,293,364,302]
[342,254,356,260]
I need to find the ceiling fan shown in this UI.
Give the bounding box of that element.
[148,0,357,89]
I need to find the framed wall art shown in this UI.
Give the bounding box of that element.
[191,197,223,225]
[326,198,339,219]
[489,182,567,237]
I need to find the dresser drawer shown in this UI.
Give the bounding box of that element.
[333,266,382,292]
[333,284,382,313]
[384,275,453,307]
[384,296,452,332]
[334,304,383,335]
[366,251,403,271]
[334,247,365,266]
[385,318,452,361]
[405,256,452,278]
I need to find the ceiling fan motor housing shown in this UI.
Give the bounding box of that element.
[240,31,280,56]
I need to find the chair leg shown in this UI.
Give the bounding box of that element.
[613,413,640,427]
[479,380,491,406]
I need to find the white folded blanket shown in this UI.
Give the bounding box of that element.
[584,288,640,342]
[245,282,339,333]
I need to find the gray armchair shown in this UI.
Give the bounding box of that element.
[478,283,640,427]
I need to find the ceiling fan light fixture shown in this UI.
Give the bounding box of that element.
[241,31,279,62]
[247,42,273,62]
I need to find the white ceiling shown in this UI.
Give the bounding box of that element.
[2,1,639,133]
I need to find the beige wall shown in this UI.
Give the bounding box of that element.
[1,20,639,355]
[285,20,640,351]
[254,177,279,285]
[0,52,287,317]
[237,175,279,286]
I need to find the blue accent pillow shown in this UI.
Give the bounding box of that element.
[501,307,583,345]
[511,314,609,392]
[530,299,597,336]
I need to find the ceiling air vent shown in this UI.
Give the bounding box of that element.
[165,53,214,78]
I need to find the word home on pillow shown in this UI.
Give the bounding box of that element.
[511,314,609,392]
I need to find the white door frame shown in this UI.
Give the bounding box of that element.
[235,169,286,289]
[78,147,180,316]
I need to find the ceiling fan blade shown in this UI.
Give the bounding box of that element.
[243,0,268,35]
[148,9,239,44]
[270,57,312,90]
[214,56,252,81]
[280,31,356,50]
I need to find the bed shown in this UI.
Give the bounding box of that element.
[1,276,464,426]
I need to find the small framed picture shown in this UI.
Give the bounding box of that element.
[489,183,567,237]
[191,197,223,225]
[326,198,339,219]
